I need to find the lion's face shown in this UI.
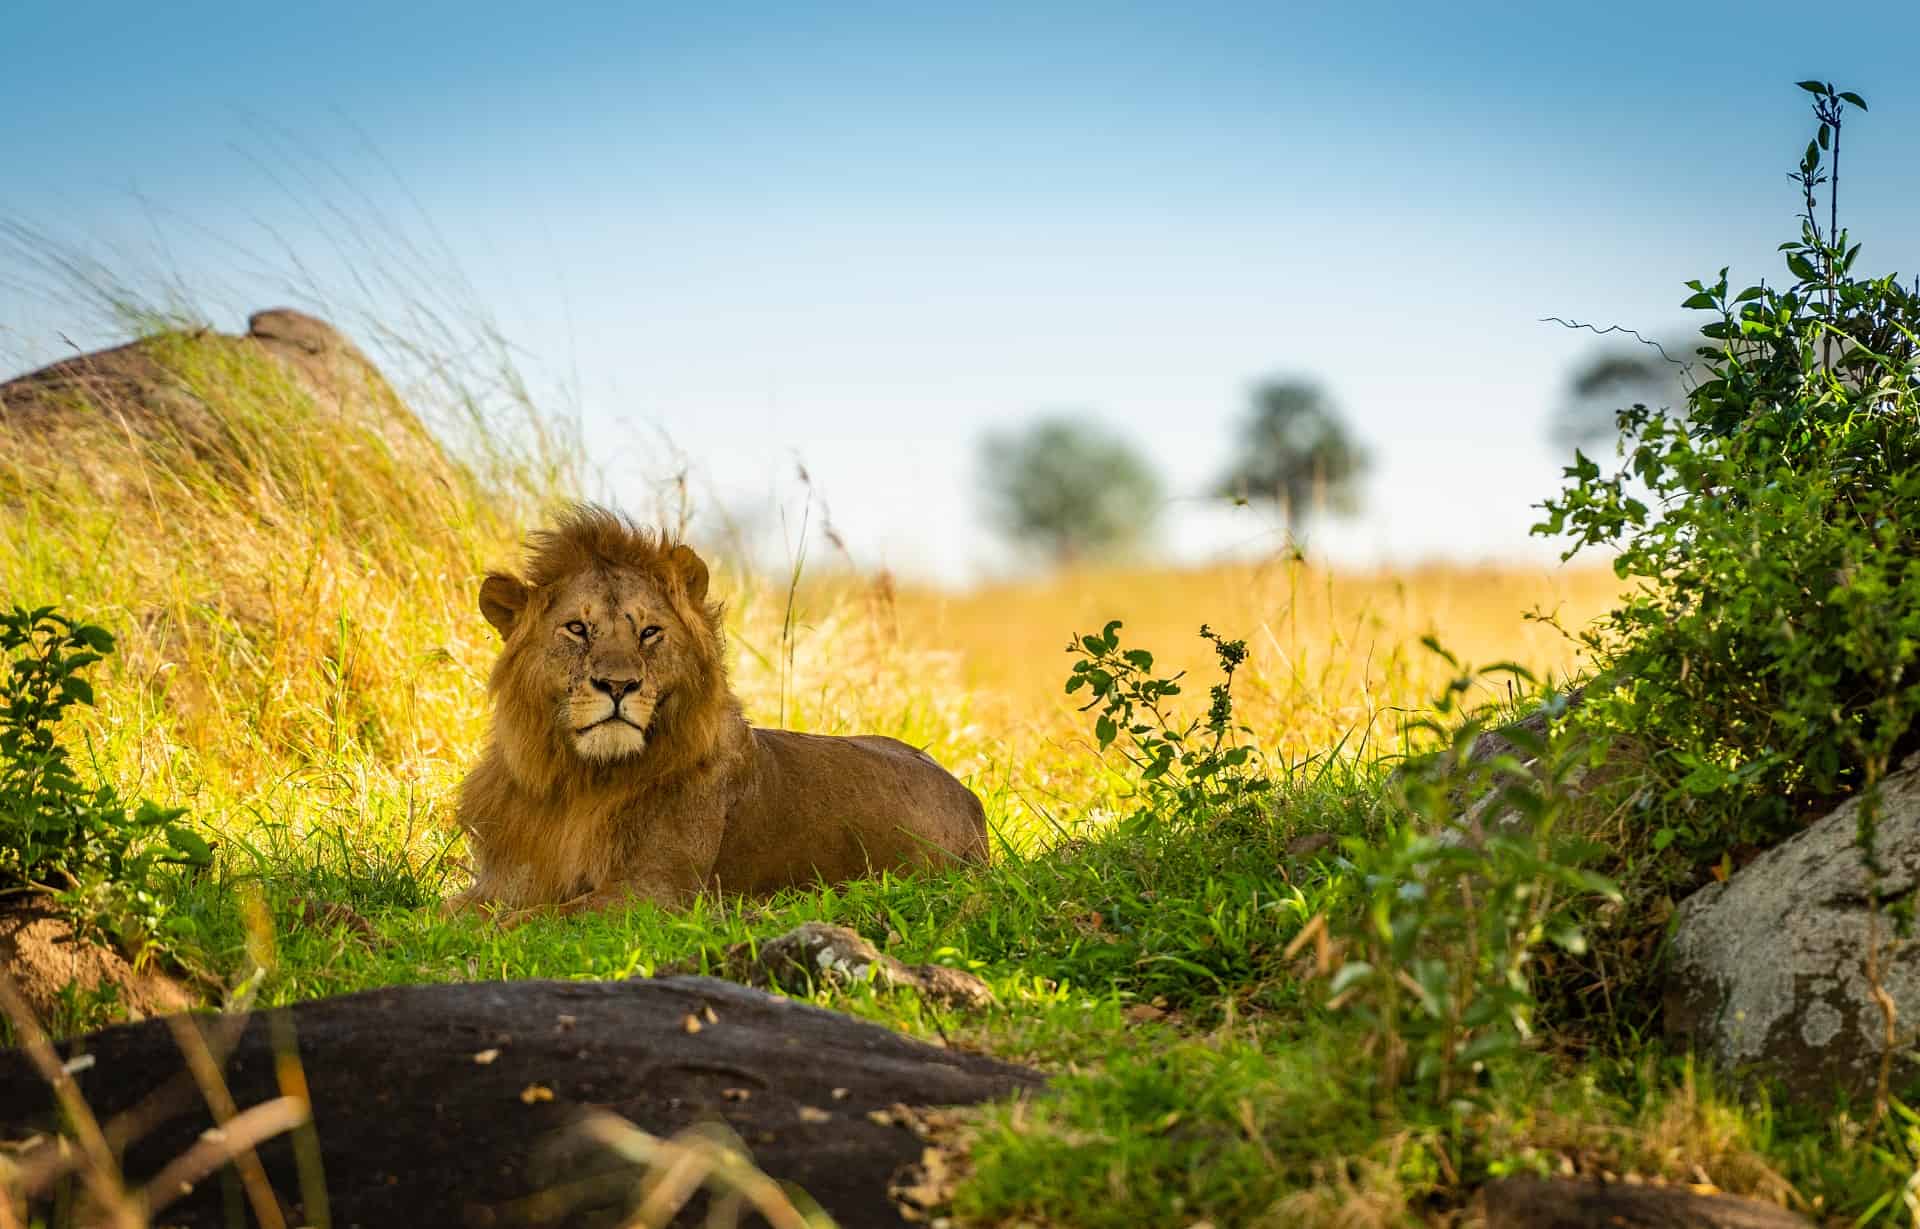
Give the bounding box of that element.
[479,534,717,770]
[539,569,690,761]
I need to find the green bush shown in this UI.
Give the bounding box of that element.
[1,605,208,938]
[1068,622,1618,1107]
[1536,83,1920,861]
[1327,646,1617,1104]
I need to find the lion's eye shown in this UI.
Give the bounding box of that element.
[563,620,589,639]
[640,625,663,645]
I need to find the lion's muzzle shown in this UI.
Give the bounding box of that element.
[569,676,654,761]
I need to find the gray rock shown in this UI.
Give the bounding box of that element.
[1466,683,1586,767]
[731,922,997,1010]
[1665,754,1920,1101]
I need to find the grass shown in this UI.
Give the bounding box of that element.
[3,311,1914,1226]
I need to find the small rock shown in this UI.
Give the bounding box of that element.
[1284,832,1337,859]
[733,922,996,1010]
[1480,1175,1811,1228]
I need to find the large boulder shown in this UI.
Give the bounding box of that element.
[1665,754,1920,1101]
[0,308,438,469]
[0,976,1043,1228]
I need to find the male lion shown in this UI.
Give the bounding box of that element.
[450,506,988,918]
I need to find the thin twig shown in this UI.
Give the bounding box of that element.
[163,1011,294,1229]
[1538,317,1686,365]
[579,1114,831,1229]
[139,1095,310,1218]
[0,974,143,1229]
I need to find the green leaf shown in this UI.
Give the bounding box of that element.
[164,824,214,866]
[1095,715,1117,748]
[1795,80,1829,95]
[1546,921,1588,954]
[74,626,115,654]
[1327,961,1375,997]
[1839,91,1867,110]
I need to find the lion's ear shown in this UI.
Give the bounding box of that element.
[479,573,530,637]
[666,544,709,605]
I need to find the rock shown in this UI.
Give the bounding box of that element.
[1481,1176,1812,1228]
[1409,685,1602,850]
[0,975,1042,1228]
[0,898,191,1027]
[1284,831,1338,859]
[731,922,997,1010]
[1466,684,1586,766]
[0,308,436,470]
[1666,754,1920,1101]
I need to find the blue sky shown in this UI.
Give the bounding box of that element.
[5,2,1918,580]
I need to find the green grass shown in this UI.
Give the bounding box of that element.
[115,750,1915,1227]
[1,286,1912,1224]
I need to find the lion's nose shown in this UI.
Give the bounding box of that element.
[590,676,641,703]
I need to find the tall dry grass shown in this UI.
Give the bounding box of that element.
[796,558,1620,847]
[0,298,1618,883]
[0,311,988,885]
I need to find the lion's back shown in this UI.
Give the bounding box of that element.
[713,727,988,895]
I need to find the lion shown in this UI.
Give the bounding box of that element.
[449,505,989,918]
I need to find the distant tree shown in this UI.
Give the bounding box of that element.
[1216,378,1367,522]
[1549,336,1692,451]
[978,415,1162,565]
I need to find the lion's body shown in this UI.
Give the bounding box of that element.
[718,729,988,895]
[452,508,987,916]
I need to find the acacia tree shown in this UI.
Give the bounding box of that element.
[1549,337,1693,451]
[1215,378,1367,523]
[977,415,1162,566]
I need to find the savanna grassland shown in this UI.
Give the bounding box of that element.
[10,78,1920,1220]
[0,320,1893,1227]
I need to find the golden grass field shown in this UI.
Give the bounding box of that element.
[16,319,1876,1229]
[0,319,1622,878]
[888,558,1617,745]
[789,559,1620,848]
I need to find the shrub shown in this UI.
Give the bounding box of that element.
[0,605,208,939]
[1068,622,1618,1106]
[1065,620,1272,829]
[1323,647,1617,1104]
[1536,83,1920,861]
